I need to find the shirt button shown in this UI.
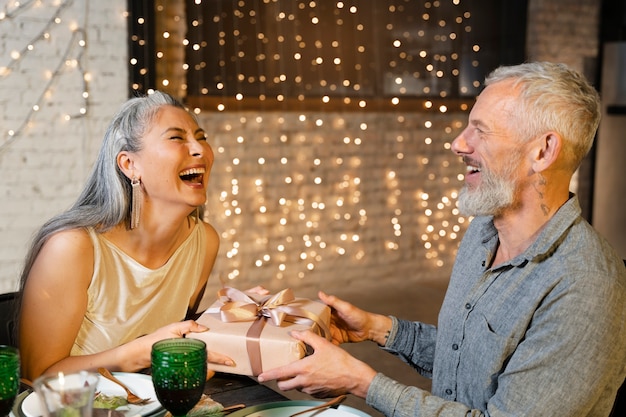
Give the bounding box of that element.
[481,260,486,267]
[445,389,453,395]
[465,303,472,309]
[452,343,459,350]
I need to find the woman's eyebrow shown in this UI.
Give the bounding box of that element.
[159,127,205,136]
[160,127,185,136]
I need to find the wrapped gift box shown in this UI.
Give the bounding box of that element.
[188,287,331,376]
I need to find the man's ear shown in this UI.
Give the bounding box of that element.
[117,151,135,179]
[532,132,562,173]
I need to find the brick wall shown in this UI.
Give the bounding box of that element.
[197,110,467,301]
[196,0,603,301]
[526,0,601,69]
[0,0,127,293]
[0,0,603,299]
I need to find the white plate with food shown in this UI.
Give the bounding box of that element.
[19,373,164,417]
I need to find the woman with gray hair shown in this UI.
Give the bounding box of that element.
[18,91,232,380]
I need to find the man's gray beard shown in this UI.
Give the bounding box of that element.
[457,170,516,217]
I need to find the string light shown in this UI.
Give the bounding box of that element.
[148,0,483,113]
[0,0,89,152]
[190,110,468,287]
[151,1,482,286]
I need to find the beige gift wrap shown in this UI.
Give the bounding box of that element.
[188,287,331,376]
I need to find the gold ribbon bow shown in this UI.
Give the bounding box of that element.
[215,287,330,375]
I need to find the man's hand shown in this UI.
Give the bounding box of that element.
[319,291,393,346]
[257,330,377,399]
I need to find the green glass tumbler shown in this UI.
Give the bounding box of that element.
[151,338,207,417]
[0,346,20,417]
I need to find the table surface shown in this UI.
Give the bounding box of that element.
[204,372,288,408]
[17,371,288,415]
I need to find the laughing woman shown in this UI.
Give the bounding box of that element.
[18,91,231,380]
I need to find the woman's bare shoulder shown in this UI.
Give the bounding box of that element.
[31,228,95,283]
[44,228,93,253]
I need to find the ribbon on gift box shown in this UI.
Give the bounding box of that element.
[213,287,330,375]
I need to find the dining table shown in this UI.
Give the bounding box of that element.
[14,371,287,417]
[14,371,372,417]
[202,372,288,409]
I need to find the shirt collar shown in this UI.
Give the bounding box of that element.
[477,194,581,268]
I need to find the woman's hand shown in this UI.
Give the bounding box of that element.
[134,320,234,369]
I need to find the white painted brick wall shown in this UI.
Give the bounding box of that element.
[527,0,600,71]
[197,111,468,304]
[0,0,602,302]
[0,0,127,294]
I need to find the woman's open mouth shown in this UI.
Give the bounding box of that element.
[179,167,205,185]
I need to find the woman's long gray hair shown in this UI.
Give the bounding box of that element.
[18,91,187,290]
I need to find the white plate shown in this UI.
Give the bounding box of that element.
[228,401,371,417]
[21,373,164,417]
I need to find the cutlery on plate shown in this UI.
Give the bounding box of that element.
[97,368,153,405]
[221,403,246,414]
[288,395,347,417]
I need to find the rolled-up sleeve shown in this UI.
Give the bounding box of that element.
[382,316,438,378]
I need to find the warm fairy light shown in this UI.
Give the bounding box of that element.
[118,0,483,285]
[1,0,90,151]
[137,0,488,106]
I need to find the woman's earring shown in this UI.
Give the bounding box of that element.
[130,176,142,229]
